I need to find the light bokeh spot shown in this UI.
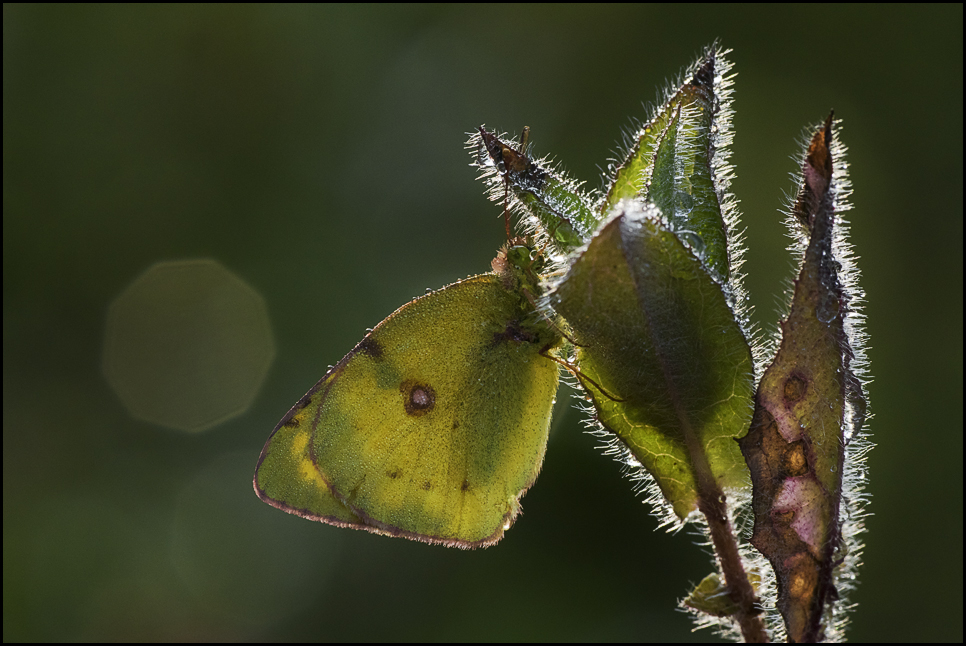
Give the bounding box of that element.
[103,259,275,432]
[170,451,342,630]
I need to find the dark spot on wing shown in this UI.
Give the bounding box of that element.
[422,481,432,491]
[461,479,470,492]
[401,379,436,416]
[452,420,460,429]
[280,393,314,428]
[387,469,401,479]
[492,320,538,346]
[357,337,384,360]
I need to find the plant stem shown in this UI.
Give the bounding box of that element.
[697,482,768,643]
[683,421,768,642]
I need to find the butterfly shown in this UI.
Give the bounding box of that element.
[253,240,564,548]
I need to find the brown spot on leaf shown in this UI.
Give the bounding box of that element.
[737,112,853,643]
[478,127,549,192]
[739,393,838,642]
[788,571,808,599]
[400,380,436,416]
[793,112,834,228]
[807,114,834,186]
[684,50,715,102]
[782,441,808,477]
[501,142,529,174]
[784,374,807,404]
[782,553,823,640]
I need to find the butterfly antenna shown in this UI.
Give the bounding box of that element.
[502,179,512,241]
[533,226,562,264]
[549,317,584,349]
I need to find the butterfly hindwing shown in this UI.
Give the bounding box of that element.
[253,393,367,529]
[255,273,560,547]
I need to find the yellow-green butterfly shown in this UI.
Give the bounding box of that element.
[253,241,563,548]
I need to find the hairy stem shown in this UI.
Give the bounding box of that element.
[697,475,768,643]
[678,401,766,642]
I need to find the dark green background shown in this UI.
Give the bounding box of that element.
[4,5,962,642]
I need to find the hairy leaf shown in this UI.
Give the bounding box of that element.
[474,127,597,253]
[550,200,754,519]
[737,115,866,642]
[602,47,735,282]
[684,571,761,618]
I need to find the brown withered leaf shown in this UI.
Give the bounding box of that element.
[738,114,864,642]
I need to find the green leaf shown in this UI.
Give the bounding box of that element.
[737,115,867,643]
[475,127,597,253]
[550,199,754,520]
[683,571,761,618]
[602,47,735,282]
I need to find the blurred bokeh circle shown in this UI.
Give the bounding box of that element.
[102,259,275,432]
[170,451,342,631]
